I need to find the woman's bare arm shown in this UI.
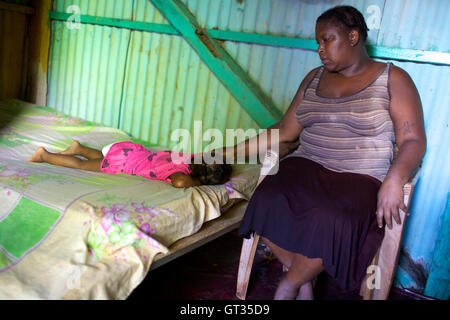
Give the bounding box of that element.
[219,68,319,161]
[376,66,427,229]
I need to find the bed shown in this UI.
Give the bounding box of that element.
[0,99,260,299]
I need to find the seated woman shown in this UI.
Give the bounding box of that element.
[220,6,426,299]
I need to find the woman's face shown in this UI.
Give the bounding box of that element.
[315,20,354,72]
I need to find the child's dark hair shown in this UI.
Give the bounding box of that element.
[317,6,369,42]
[192,163,232,185]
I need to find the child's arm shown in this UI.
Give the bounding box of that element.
[169,172,201,188]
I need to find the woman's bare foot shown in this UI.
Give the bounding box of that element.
[29,147,47,162]
[274,276,299,300]
[58,140,81,155]
[296,281,314,300]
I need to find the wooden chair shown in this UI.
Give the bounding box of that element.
[236,152,419,300]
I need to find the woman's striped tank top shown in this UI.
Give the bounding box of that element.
[286,63,395,182]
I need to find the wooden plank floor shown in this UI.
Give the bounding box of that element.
[128,229,282,300]
[128,230,418,300]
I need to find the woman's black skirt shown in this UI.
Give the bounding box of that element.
[238,156,384,292]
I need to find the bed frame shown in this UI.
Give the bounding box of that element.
[150,200,248,270]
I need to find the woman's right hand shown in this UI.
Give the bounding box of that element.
[376,177,407,229]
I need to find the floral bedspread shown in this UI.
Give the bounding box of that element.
[0,99,260,299]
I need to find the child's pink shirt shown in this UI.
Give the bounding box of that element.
[100,141,192,182]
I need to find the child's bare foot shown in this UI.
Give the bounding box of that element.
[29,147,47,162]
[59,140,81,155]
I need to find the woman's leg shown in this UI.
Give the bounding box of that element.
[29,147,102,172]
[261,236,294,268]
[59,140,103,160]
[276,252,324,300]
[262,236,324,300]
[296,280,314,300]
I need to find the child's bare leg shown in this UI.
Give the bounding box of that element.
[29,147,102,172]
[59,140,82,155]
[59,141,103,160]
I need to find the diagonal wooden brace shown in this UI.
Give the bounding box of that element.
[149,0,282,128]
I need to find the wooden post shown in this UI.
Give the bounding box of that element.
[236,233,260,300]
[26,0,52,105]
[0,1,34,100]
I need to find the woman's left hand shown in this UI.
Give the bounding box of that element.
[376,177,407,229]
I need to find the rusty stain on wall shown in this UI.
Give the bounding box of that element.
[398,247,429,293]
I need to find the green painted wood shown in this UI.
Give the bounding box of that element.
[49,11,178,35]
[208,29,319,51]
[50,11,450,66]
[147,0,282,128]
[367,46,450,66]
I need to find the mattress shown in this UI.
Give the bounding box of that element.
[0,99,260,299]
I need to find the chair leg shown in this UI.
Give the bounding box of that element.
[236,233,260,300]
[362,182,413,300]
[372,209,408,300]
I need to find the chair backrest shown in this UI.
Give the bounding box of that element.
[257,149,279,184]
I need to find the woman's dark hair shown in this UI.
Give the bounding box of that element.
[192,163,233,185]
[317,6,369,42]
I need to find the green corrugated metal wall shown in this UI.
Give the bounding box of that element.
[46,0,450,299]
[48,21,129,128]
[48,0,258,152]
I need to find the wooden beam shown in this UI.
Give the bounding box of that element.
[209,29,319,51]
[49,11,179,36]
[150,201,247,271]
[149,0,282,128]
[48,12,450,67]
[367,46,450,66]
[0,1,35,15]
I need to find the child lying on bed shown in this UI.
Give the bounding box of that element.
[29,140,232,188]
